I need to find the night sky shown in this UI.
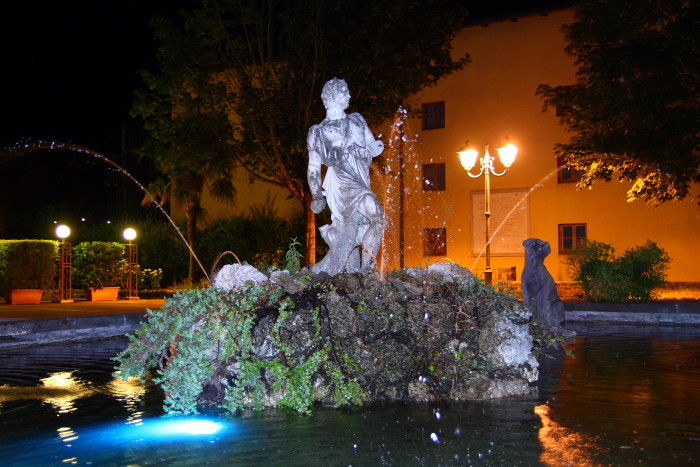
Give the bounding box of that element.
[0,1,565,239]
[0,0,179,146]
[0,1,185,238]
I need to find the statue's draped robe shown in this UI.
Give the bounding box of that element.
[307,113,382,272]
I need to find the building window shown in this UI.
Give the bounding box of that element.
[422,101,445,130]
[555,104,572,117]
[559,224,587,253]
[557,156,584,183]
[424,228,447,256]
[422,163,446,191]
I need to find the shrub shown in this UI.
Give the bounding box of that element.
[135,220,188,286]
[566,240,670,301]
[72,200,305,287]
[197,199,302,272]
[73,241,127,289]
[76,218,188,287]
[0,240,58,290]
[139,268,163,290]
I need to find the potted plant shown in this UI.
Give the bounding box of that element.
[73,241,127,301]
[0,240,59,304]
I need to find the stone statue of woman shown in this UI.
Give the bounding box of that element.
[307,78,384,274]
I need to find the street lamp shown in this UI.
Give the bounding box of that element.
[458,143,518,285]
[55,224,73,303]
[123,228,139,300]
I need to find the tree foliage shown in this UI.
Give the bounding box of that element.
[132,12,238,281]
[133,0,470,261]
[537,0,700,204]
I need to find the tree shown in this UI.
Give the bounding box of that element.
[135,0,470,263]
[537,0,700,204]
[132,15,237,282]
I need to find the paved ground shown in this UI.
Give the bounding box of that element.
[0,299,168,348]
[0,299,166,322]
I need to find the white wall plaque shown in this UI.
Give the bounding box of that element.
[470,188,530,256]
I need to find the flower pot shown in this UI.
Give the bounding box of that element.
[3,289,44,305]
[86,287,120,302]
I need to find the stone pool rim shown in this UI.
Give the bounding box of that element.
[0,299,698,348]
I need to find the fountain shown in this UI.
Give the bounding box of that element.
[469,167,564,273]
[1,83,698,465]
[0,139,210,280]
[114,80,541,416]
[380,106,456,271]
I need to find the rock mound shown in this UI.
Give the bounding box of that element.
[117,264,539,414]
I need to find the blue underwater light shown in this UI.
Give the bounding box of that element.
[128,417,229,439]
[99,416,233,446]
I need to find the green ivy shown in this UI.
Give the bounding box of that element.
[327,365,365,406]
[268,349,327,414]
[115,282,366,415]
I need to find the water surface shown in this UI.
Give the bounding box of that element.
[0,323,699,466]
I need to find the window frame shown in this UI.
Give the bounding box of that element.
[422,101,445,130]
[558,223,587,253]
[557,156,584,183]
[424,228,447,257]
[422,163,446,191]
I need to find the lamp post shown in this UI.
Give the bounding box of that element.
[123,228,139,300]
[55,224,73,303]
[458,143,518,285]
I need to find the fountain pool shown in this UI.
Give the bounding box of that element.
[1,324,699,465]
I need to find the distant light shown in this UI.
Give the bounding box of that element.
[106,220,111,224]
[56,225,71,239]
[123,228,137,241]
[81,218,86,222]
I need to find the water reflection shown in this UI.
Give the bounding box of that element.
[0,367,145,417]
[107,372,147,426]
[535,403,605,466]
[0,370,95,414]
[537,324,700,466]
[0,329,699,465]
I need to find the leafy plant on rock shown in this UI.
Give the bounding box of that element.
[115,281,366,415]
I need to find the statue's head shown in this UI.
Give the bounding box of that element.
[523,238,551,260]
[321,78,350,110]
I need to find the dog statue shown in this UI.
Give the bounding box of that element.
[521,238,564,330]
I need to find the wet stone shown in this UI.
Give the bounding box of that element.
[201,263,540,408]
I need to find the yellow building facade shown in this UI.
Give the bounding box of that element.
[377,8,699,282]
[192,8,699,283]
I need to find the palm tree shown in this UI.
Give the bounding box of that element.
[144,167,234,283]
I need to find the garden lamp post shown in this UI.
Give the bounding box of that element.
[123,228,139,300]
[457,143,518,285]
[55,224,73,303]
